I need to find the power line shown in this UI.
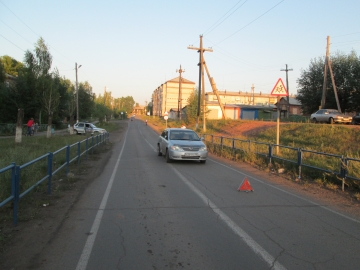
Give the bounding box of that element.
[0,0,40,37]
[214,0,285,46]
[0,34,25,52]
[1,0,74,65]
[332,32,360,38]
[203,0,248,36]
[0,19,34,46]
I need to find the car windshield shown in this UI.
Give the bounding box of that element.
[169,131,200,141]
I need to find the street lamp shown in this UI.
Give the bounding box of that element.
[75,62,82,122]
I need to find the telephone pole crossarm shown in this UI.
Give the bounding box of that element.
[187,46,213,53]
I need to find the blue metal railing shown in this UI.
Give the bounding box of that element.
[0,132,109,225]
[203,134,360,185]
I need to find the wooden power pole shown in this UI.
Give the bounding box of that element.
[176,65,185,120]
[188,35,226,131]
[281,64,293,117]
[321,36,341,112]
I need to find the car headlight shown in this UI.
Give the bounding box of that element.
[170,145,184,151]
[199,146,207,151]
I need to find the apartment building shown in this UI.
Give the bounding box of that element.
[152,76,195,116]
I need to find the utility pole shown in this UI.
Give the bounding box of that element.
[250,84,255,105]
[75,62,81,122]
[321,36,341,112]
[280,64,293,117]
[176,65,185,120]
[188,35,213,130]
[321,37,330,109]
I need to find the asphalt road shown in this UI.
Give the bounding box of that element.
[33,119,360,270]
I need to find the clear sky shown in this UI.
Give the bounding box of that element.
[1,0,359,106]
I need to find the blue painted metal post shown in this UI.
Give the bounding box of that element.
[298,149,302,180]
[11,163,16,224]
[47,152,53,194]
[66,145,70,176]
[341,155,345,191]
[14,165,20,225]
[86,138,88,160]
[77,141,81,165]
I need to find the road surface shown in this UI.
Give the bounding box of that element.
[30,119,360,270]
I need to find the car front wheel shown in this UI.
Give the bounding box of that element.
[165,150,172,163]
[157,144,162,156]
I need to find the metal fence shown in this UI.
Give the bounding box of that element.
[0,133,109,225]
[203,134,360,189]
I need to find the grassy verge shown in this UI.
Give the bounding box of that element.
[140,116,360,194]
[0,122,120,202]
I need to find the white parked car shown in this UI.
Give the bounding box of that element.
[73,122,106,135]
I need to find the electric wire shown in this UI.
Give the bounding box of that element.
[0,33,25,52]
[203,0,248,36]
[1,0,75,67]
[214,0,285,46]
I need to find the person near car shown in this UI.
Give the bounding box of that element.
[145,119,148,125]
[27,118,34,136]
[181,124,186,129]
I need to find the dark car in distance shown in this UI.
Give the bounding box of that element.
[352,113,360,125]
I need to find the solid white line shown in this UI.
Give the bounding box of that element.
[170,166,287,270]
[75,126,129,270]
[209,158,360,224]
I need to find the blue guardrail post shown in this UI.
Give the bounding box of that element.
[14,165,20,225]
[47,152,53,194]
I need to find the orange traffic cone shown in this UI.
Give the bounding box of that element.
[238,177,254,192]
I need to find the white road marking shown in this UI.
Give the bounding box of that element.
[75,126,129,270]
[170,166,287,270]
[209,158,360,224]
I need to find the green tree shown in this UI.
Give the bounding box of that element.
[0,57,6,82]
[24,37,60,138]
[78,81,95,120]
[297,50,360,114]
[185,88,206,123]
[0,55,24,76]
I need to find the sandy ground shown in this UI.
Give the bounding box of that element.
[1,120,359,270]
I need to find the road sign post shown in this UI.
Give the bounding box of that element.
[164,111,168,128]
[271,78,288,154]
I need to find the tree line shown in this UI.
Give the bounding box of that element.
[297,50,360,114]
[0,38,135,130]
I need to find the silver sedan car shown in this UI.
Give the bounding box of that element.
[157,128,208,163]
[310,109,352,124]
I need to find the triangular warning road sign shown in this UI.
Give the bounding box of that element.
[270,78,288,96]
[238,177,254,192]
